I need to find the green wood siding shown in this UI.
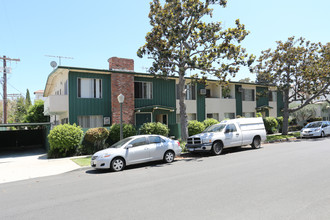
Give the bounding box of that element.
[134,77,176,124]
[256,86,270,116]
[196,83,205,121]
[68,71,111,125]
[134,77,176,108]
[235,85,242,117]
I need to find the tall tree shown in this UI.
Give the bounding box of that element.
[11,96,27,123]
[138,0,254,140]
[24,100,49,123]
[254,37,330,135]
[25,89,31,109]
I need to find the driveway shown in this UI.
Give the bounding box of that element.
[0,148,80,184]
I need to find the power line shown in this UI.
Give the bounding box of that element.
[0,55,20,124]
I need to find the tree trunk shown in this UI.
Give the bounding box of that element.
[282,88,290,135]
[178,72,188,141]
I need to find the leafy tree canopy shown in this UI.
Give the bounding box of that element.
[254,36,330,134]
[24,100,49,123]
[138,0,254,140]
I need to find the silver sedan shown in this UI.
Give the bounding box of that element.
[91,135,182,171]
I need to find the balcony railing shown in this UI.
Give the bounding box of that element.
[44,95,68,115]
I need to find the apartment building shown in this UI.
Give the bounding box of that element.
[43,57,283,138]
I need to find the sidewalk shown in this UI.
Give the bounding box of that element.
[0,148,81,184]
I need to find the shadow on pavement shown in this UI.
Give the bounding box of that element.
[85,160,177,175]
[0,147,46,160]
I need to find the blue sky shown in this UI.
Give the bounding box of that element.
[1,0,329,100]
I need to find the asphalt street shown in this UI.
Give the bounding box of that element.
[1,137,330,220]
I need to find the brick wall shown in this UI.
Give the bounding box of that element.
[108,57,134,71]
[109,57,135,125]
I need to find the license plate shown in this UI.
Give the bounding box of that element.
[188,148,194,151]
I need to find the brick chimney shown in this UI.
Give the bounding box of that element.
[108,57,134,72]
[109,57,135,125]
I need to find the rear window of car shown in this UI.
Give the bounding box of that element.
[149,136,165,143]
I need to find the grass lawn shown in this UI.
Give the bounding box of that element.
[266,132,300,142]
[71,156,91,167]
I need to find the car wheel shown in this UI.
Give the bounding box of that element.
[320,131,325,138]
[164,151,175,163]
[211,141,223,155]
[111,157,125,172]
[251,136,261,149]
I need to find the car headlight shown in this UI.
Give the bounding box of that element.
[103,153,111,158]
[315,128,320,132]
[202,139,212,144]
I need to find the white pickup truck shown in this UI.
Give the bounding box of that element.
[186,117,267,155]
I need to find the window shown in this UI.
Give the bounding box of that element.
[224,113,235,119]
[177,113,196,122]
[77,78,102,98]
[269,91,277,102]
[61,118,68,124]
[207,113,219,121]
[135,81,152,99]
[149,136,165,144]
[187,113,197,121]
[206,89,211,98]
[242,89,255,101]
[77,115,103,128]
[243,112,255,118]
[176,84,196,100]
[225,124,237,133]
[130,137,147,147]
[64,80,68,95]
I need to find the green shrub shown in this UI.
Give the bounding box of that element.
[48,124,83,158]
[203,118,219,128]
[79,127,110,155]
[263,117,278,134]
[256,112,263,118]
[188,120,205,136]
[139,122,170,136]
[307,117,322,122]
[107,124,136,145]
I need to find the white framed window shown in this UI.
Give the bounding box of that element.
[224,113,235,119]
[207,113,219,121]
[187,113,197,121]
[242,89,255,101]
[243,112,255,118]
[77,115,103,128]
[269,91,277,102]
[77,78,102,99]
[135,81,153,99]
[176,84,196,100]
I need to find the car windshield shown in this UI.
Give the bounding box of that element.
[109,137,134,148]
[203,124,226,133]
[305,122,322,128]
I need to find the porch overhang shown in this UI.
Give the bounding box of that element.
[135,105,176,112]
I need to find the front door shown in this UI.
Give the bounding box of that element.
[136,113,152,130]
[223,123,242,147]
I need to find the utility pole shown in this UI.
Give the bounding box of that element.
[0,56,20,124]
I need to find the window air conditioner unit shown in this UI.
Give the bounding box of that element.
[200,89,207,95]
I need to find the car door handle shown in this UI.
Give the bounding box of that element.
[236,133,239,136]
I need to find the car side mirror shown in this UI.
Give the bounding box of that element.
[225,129,230,133]
[125,144,133,149]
